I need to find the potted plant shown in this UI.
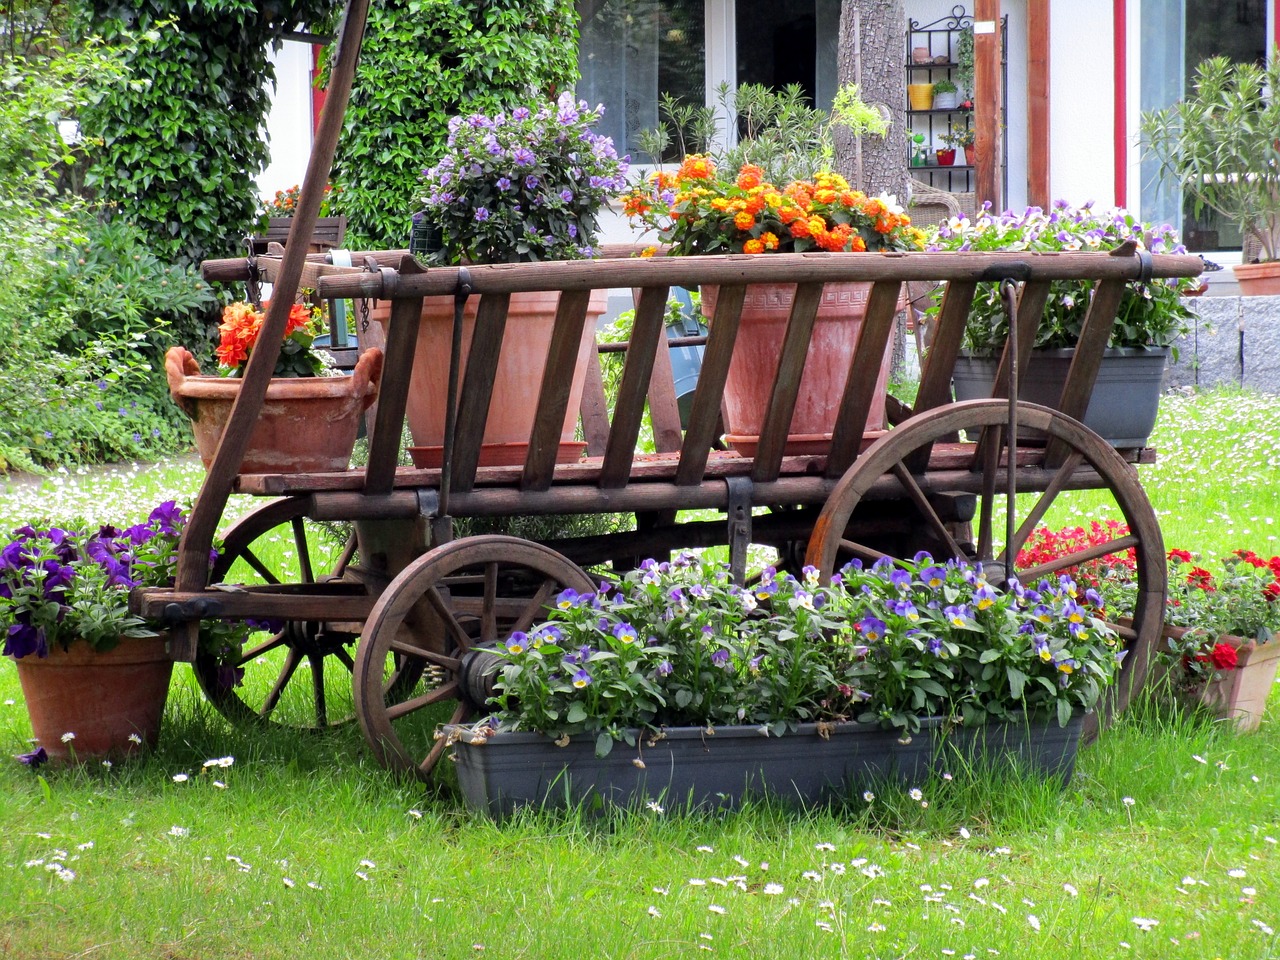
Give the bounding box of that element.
[622,152,926,456]
[1141,51,1280,294]
[165,300,384,474]
[443,552,1121,816]
[930,200,1198,447]
[404,94,630,468]
[253,182,346,252]
[932,78,959,111]
[1156,549,1280,731]
[941,124,976,165]
[2,502,248,762]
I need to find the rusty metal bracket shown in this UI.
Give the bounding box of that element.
[725,476,753,585]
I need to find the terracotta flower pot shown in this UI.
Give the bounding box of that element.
[165,347,384,474]
[13,636,174,761]
[1198,636,1280,732]
[373,290,607,468]
[1232,260,1280,296]
[700,281,900,457]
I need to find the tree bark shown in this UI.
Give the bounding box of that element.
[834,0,907,203]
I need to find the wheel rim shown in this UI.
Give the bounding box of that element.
[194,498,378,729]
[354,535,596,781]
[805,400,1166,725]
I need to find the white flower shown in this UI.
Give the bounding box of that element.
[867,922,886,933]
[282,877,295,888]
[1121,796,1135,807]
[1027,915,1041,931]
[647,906,661,918]
[127,733,143,745]
[696,845,714,853]
[708,905,726,915]
[762,883,784,895]
[60,732,75,743]
[360,859,377,869]
[203,756,235,768]
[646,801,665,814]
[1063,883,1078,897]
[1131,917,1159,932]
[959,827,971,839]
[167,826,189,837]
[974,878,990,889]
[909,788,923,801]
[688,878,707,887]
[863,791,875,802]
[408,809,423,819]
[1229,868,1247,878]
[815,842,835,852]
[172,773,189,783]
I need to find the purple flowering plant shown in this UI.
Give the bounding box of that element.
[925,200,1197,354]
[417,92,630,264]
[486,551,1121,755]
[0,501,248,668]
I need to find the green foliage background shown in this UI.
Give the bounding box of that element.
[331,0,580,249]
[74,0,343,266]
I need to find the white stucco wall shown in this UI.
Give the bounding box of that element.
[256,40,315,204]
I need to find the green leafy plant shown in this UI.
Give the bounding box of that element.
[1141,50,1280,263]
[486,552,1121,755]
[925,200,1197,353]
[954,26,974,94]
[939,125,975,150]
[330,0,579,249]
[417,95,629,264]
[932,78,958,95]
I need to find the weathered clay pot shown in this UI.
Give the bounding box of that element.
[701,281,899,457]
[13,636,174,761]
[165,346,383,473]
[1232,260,1280,296]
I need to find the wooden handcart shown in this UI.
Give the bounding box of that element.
[134,0,1203,779]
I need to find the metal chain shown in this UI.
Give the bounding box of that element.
[243,235,263,309]
[358,295,370,333]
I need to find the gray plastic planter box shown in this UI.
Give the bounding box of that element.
[446,714,1084,818]
[951,347,1169,447]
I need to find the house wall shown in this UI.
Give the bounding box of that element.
[1048,0,1115,206]
[256,40,315,203]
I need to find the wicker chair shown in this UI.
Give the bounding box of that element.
[905,180,978,353]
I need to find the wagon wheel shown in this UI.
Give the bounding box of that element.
[805,399,1166,728]
[353,535,596,781]
[195,498,412,729]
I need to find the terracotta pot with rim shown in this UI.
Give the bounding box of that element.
[13,636,174,761]
[700,281,902,457]
[1231,260,1280,296]
[372,290,608,468]
[165,346,384,474]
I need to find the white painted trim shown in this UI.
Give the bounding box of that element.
[705,0,734,149]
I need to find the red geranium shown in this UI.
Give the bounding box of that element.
[215,300,327,378]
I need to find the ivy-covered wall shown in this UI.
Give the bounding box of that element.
[75,0,341,266]
[332,0,579,249]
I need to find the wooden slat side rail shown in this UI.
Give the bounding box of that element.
[751,282,823,483]
[824,280,905,478]
[316,250,1205,301]
[449,293,510,494]
[902,279,978,475]
[1043,277,1128,467]
[600,285,669,488]
[579,348,611,456]
[647,330,684,453]
[523,290,592,491]
[675,284,746,486]
[364,292,424,495]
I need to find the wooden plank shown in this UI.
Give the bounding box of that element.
[902,280,978,474]
[170,0,373,662]
[675,284,744,486]
[364,292,424,495]
[751,283,822,483]
[448,293,510,494]
[1043,277,1127,467]
[647,328,684,453]
[523,290,591,491]
[579,347,611,456]
[974,0,1003,208]
[990,280,1052,400]
[134,588,375,622]
[824,280,904,478]
[316,251,1206,302]
[600,285,669,488]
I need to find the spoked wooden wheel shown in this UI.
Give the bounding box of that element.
[354,535,596,781]
[195,498,372,729]
[805,399,1166,724]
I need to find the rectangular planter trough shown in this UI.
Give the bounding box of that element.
[444,714,1084,819]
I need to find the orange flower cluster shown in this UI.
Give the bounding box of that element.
[621,155,926,256]
[216,301,314,373]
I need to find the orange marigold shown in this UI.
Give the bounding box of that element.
[849,234,867,252]
[760,231,780,250]
[744,194,767,215]
[742,238,765,254]
[733,211,755,231]
[789,218,812,239]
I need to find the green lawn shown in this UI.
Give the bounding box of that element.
[1,388,1279,959]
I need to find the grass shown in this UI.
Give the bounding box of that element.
[1,388,1280,958]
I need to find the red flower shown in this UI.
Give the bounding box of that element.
[1168,548,1193,564]
[1208,642,1239,671]
[1264,580,1280,603]
[1186,567,1216,591]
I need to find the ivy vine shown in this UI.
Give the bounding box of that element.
[331,0,579,249]
[73,0,341,266]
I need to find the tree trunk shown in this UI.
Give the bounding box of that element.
[834,0,907,203]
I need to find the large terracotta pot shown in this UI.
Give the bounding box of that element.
[1232,260,1280,296]
[701,281,899,457]
[1198,635,1280,733]
[374,290,607,468]
[165,347,384,473]
[13,636,173,761]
